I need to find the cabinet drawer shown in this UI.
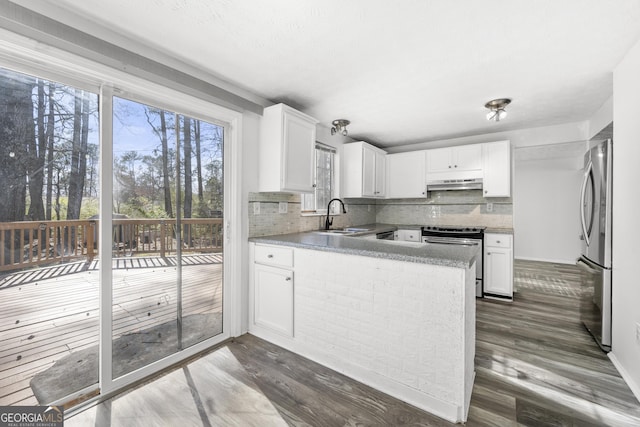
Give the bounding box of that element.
[485,234,512,248]
[255,244,294,267]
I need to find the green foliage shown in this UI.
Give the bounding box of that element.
[118,196,169,219]
[80,198,99,219]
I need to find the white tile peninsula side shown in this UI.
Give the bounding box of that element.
[249,240,476,423]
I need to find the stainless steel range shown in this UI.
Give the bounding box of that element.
[422,225,485,297]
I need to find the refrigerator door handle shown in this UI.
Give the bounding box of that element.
[580,161,593,247]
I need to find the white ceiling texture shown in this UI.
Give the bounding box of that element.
[14,0,640,148]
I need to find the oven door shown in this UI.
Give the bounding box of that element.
[422,236,483,297]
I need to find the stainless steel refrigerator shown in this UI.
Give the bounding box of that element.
[577,139,613,352]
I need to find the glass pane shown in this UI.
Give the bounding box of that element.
[0,67,100,405]
[316,149,333,211]
[112,97,179,377]
[179,115,224,348]
[111,98,223,378]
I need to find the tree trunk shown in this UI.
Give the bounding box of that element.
[0,69,35,264]
[195,120,204,206]
[45,82,55,220]
[183,117,192,246]
[160,111,173,217]
[66,89,88,221]
[27,80,47,221]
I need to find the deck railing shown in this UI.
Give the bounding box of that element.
[0,218,223,273]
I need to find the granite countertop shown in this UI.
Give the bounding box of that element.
[250,224,480,270]
[485,227,514,234]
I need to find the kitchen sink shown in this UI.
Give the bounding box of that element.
[314,229,356,235]
[314,227,371,235]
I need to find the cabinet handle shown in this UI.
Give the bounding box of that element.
[485,190,488,193]
[285,277,292,281]
[454,164,458,168]
[496,240,501,244]
[312,184,317,188]
[448,165,452,168]
[487,252,491,256]
[409,235,414,239]
[267,254,274,258]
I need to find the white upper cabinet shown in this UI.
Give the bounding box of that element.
[259,103,319,193]
[387,151,427,198]
[427,145,482,174]
[343,141,387,198]
[482,140,511,197]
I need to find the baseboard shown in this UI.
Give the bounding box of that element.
[609,352,640,404]
[514,256,577,265]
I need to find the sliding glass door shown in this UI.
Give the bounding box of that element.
[0,61,233,407]
[110,96,225,379]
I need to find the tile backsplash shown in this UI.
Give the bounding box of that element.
[248,193,376,237]
[376,190,513,229]
[248,190,512,237]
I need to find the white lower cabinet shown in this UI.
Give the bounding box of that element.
[254,264,294,336]
[483,233,513,298]
[252,244,294,337]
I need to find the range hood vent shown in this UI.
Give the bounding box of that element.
[426,178,483,192]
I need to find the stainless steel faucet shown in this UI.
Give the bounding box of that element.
[325,198,347,230]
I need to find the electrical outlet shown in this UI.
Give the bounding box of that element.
[253,202,260,215]
[279,202,288,214]
[636,323,640,343]
[486,202,494,212]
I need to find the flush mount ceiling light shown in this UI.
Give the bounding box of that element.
[331,119,350,136]
[485,98,511,122]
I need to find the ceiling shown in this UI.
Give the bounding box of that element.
[13,0,640,148]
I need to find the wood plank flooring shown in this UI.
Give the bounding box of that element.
[65,259,640,426]
[0,255,223,406]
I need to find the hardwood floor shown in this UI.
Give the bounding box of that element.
[66,260,640,426]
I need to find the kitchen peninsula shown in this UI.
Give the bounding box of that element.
[249,227,478,423]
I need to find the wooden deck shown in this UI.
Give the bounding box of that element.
[0,254,223,406]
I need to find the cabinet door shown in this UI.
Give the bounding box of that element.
[426,147,453,173]
[482,141,511,197]
[254,264,294,336]
[374,151,386,197]
[387,151,427,198]
[282,111,315,192]
[484,247,513,297]
[454,144,482,171]
[362,146,377,197]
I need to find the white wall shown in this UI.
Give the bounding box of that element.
[588,95,613,140]
[611,36,640,401]
[513,142,584,263]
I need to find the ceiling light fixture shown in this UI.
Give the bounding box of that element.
[331,119,350,136]
[485,98,511,122]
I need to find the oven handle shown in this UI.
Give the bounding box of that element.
[422,236,480,246]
